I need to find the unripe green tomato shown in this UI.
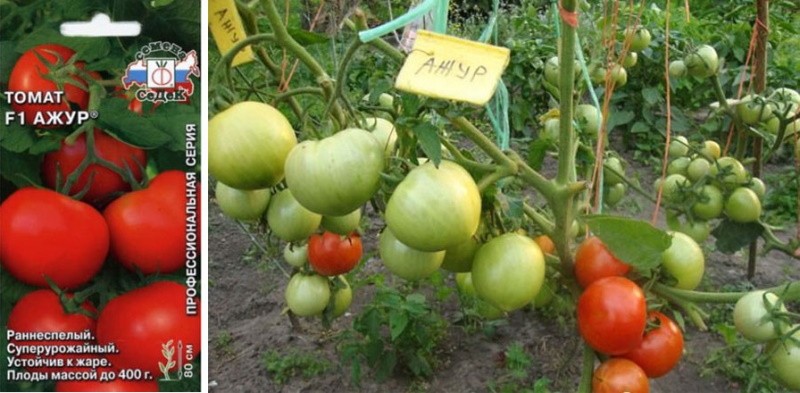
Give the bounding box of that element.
[669,60,687,78]
[605,183,626,207]
[684,44,719,78]
[362,93,394,110]
[699,140,721,160]
[736,95,773,125]
[361,117,398,157]
[661,231,705,290]
[590,64,607,84]
[266,189,321,242]
[668,136,690,158]
[441,236,480,273]
[661,174,690,202]
[769,87,800,105]
[767,329,800,390]
[666,215,711,244]
[215,182,271,221]
[379,228,445,281]
[687,157,711,182]
[748,178,766,200]
[576,105,603,136]
[622,52,638,68]
[540,118,560,143]
[724,187,761,223]
[544,56,561,87]
[329,276,352,318]
[610,64,628,86]
[710,156,748,187]
[733,290,787,342]
[691,184,724,220]
[667,156,691,176]
[285,273,331,317]
[627,27,652,52]
[471,233,545,312]
[283,243,308,268]
[603,156,625,185]
[763,116,780,134]
[321,209,361,235]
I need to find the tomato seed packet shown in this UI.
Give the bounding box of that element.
[0,1,202,392]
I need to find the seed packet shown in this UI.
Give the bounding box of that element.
[0,1,202,391]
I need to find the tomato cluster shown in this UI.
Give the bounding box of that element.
[2,43,200,390]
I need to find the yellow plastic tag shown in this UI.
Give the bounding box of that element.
[395,30,510,106]
[209,0,253,67]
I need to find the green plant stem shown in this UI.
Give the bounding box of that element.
[212,33,275,86]
[477,168,515,192]
[522,203,556,236]
[235,220,291,279]
[323,38,364,126]
[346,12,406,63]
[653,280,800,304]
[273,87,325,105]
[577,344,594,393]
[761,226,800,258]
[254,47,303,119]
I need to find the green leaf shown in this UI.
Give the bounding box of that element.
[630,121,649,134]
[96,98,172,149]
[0,40,19,83]
[642,87,662,105]
[0,148,41,187]
[526,138,548,171]
[607,110,635,130]
[0,126,35,153]
[584,215,672,270]
[389,312,409,341]
[412,123,441,166]
[711,219,764,254]
[287,28,329,46]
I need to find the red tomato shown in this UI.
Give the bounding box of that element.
[103,170,199,275]
[0,188,109,288]
[55,379,159,392]
[592,358,650,393]
[577,276,647,355]
[308,231,363,276]
[622,311,684,377]
[8,44,90,128]
[42,129,147,205]
[574,236,630,288]
[7,289,95,373]
[96,281,201,375]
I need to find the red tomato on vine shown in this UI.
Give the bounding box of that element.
[622,311,685,377]
[308,231,363,276]
[577,276,647,355]
[574,236,630,288]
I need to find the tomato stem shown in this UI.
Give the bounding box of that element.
[577,343,594,393]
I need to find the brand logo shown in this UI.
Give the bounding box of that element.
[122,42,199,103]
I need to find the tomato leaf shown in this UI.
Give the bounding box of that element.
[96,98,172,148]
[0,148,42,187]
[411,122,441,166]
[389,312,409,340]
[584,214,671,270]
[526,138,548,171]
[711,219,764,254]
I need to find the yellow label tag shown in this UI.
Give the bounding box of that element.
[395,31,510,106]
[209,0,253,67]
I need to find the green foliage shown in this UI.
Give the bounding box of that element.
[262,349,333,385]
[762,171,799,225]
[703,322,782,392]
[584,214,672,271]
[488,342,552,393]
[338,285,447,385]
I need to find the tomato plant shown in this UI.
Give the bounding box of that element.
[622,311,684,377]
[42,129,147,205]
[0,187,108,288]
[96,281,201,375]
[308,231,363,276]
[104,170,196,275]
[574,236,631,288]
[577,277,647,355]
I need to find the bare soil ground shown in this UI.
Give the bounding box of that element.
[208,157,799,393]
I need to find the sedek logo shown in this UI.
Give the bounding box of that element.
[122,42,199,103]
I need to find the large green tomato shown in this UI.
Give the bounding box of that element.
[684,45,719,78]
[668,136,689,158]
[710,156,748,187]
[360,117,398,157]
[691,184,724,220]
[576,105,603,136]
[622,52,638,68]
[687,157,711,182]
[627,27,652,51]
[321,209,361,235]
[441,236,480,273]
[768,329,800,390]
[770,87,800,105]
[736,95,772,125]
[724,187,761,223]
[669,60,687,78]
[471,233,545,312]
[285,128,384,216]
[385,161,481,251]
[666,214,711,244]
[209,102,297,189]
[266,189,321,242]
[661,232,704,290]
[666,156,691,176]
[733,290,787,342]
[610,64,628,86]
[285,273,331,317]
[215,182,271,221]
[660,174,690,202]
[379,228,444,281]
[748,177,766,200]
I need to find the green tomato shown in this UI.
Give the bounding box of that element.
[667,156,691,176]
[441,236,480,273]
[362,93,394,110]
[576,104,603,136]
[590,64,607,84]
[661,231,705,290]
[285,273,330,317]
[748,177,766,200]
[736,95,773,125]
[266,189,321,242]
[321,209,361,235]
[622,52,638,68]
[628,27,652,52]
[769,87,800,105]
[386,161,481,251]
[283,243,308,268]
[604,183,626,207]
[666,215,711,244]
[733,290,787,342]
[763,116,780,134]
[691,185,724,220]
[379,228,445,281]
[540,118,560,143]
[471,233,545,312]
[215,182,271,221]
[209,102,297,189]
[610,64,628,87]
[710,156,748,187]
[544,56,561,87]
[361,117,397,157]
[661,174,690,202]
[724,187,762,223]
[603,156,625,185]
[285,128,384,216]
[768,329,800,390]
[669,60,687,78]
[668,135,690,158]
[699,140,721,160]
[687,157,711,182]
[684,45,719,78]
[328,276,352,318]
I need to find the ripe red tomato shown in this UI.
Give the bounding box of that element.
[55,378,159,392]
[103,170,199,275]
[592,358,650,393]
[8,44,90,128]
[7,289,96,373]
[574,237,630,288]
[622,311,684,377]
[308,231,362,276]
[96,281,201,375]
[577,276,647,355]
[42,129,147,205]
[0,188,109,288]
